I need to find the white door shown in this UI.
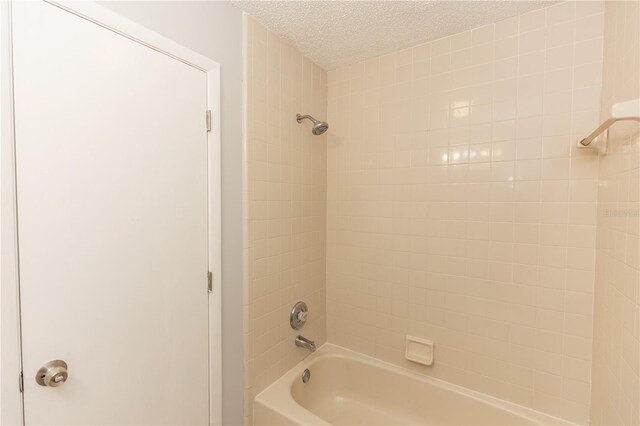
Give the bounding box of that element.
[12,2,210,424]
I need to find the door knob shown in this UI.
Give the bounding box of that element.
[36,360,68,387]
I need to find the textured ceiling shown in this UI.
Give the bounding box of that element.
[233,1,553,70]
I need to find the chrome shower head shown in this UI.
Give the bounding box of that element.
[311,121,329,136]
[296,113,329,135]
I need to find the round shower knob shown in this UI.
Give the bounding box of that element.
[290,301,308,330]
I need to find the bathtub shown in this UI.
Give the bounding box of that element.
[254,344,570,425]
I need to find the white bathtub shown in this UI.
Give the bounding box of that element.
[254,344,570,425]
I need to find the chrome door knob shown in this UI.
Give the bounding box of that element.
[36,360,68,387]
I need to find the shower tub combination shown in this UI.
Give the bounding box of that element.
[254,344,569,426]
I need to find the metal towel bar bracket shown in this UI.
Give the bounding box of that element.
[578,99,640,154]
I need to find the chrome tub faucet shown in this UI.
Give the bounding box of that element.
[295,335,316,352]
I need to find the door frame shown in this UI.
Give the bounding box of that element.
[0,1,222,424]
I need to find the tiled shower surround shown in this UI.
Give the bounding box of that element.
[244,1,640,424]
[243,15,327,424]
[590,1,640,425]
[326,2,605,423]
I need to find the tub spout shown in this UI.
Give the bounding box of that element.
[295,335,316,352]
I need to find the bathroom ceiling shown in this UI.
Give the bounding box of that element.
[233,1,553,70]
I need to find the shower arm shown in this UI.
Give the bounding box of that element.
[296,114,317,124]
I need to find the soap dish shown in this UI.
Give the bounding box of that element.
[405,335,434,366]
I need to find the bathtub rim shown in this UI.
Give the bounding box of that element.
[254,343,577,426]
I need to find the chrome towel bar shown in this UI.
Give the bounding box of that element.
[578,99,640,154]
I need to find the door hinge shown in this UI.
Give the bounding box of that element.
[19,371,23,393]
[208,271,213,293]
[206,110,212,132]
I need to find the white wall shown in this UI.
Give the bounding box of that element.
[1,2,245,424]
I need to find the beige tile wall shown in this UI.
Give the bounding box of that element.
[590,2,640,425]
[326,2,605,423]
[243,15,327,424]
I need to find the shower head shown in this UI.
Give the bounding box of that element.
[296,113,329,135]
